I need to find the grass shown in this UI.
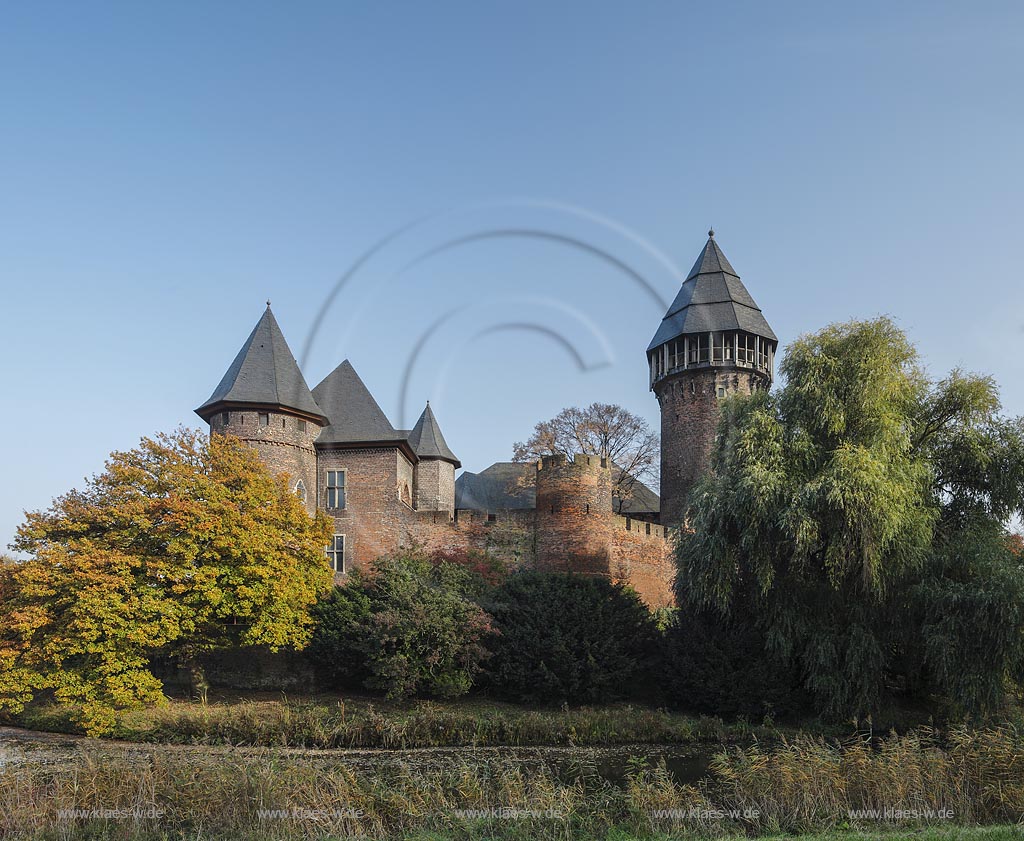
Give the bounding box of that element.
[10,692,810,748]
[0,726,1022,839]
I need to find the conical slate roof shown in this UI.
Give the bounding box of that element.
[647,231,777,352]
[196,305,326,422]
[313,360,408,446]
[407,402,460,467]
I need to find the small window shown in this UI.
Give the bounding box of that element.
[297,420,307,432]
[326,470,346,509]
[282,418,287,429]
[487,513,497,523]
[221,411,230,426]
[294,480,307,502]
[717,387,726,398]
[326,535,346,573]
[258,413,270,427]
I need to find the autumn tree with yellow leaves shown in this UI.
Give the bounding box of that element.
[0,428,333,733]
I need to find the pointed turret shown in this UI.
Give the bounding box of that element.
[407,402,461,468]
[196,304,324,514]
[196,304,327,424]
[648,231,778,527]
[407,401,459,511]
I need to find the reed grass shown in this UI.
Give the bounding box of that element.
[0,726,1022,839]
[13,697,774,749]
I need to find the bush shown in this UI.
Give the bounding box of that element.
[484,571,658,704]
[661,604,809,719]
[307,552,494,699]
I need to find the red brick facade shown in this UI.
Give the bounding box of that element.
[655,367,766,527]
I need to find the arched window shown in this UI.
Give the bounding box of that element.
[294,480,307,502]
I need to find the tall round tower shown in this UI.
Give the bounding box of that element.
[195,303,329,515]
[648,231,777,527]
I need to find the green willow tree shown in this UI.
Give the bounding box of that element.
[0,428,333,732]
[677,318,1024,718]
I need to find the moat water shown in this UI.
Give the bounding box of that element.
[0,726,714,786]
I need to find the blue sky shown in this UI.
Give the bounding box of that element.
[2,1,1023,551]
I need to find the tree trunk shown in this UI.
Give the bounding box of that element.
[183,655,209,705]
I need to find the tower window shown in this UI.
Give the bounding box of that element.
[297,420,307,432]
[221,412,230,426]
[717,386,726,398]
[487,513,497,523]
[282,418,287,429]
[258,413,270,427]
[294,480,307,502]
[326,534,346,573]
[326,470,346,509]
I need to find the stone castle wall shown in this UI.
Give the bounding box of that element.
[210,409,320,514]
[655,366,764,527]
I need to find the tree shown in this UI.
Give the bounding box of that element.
[484,571,658,704]
[676,318,1024,719]
[513,403,659,511]
[0,428,333,732]
[307,551,494,699]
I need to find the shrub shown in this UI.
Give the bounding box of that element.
[661,604,809,719]
[307,551,494,700]
[484,571,658,704]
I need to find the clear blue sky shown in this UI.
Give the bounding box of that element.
[3,1,1023,552]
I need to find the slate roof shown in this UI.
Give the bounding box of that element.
[455,461,660,514]
[648,232,777,352]
[312,360,408,446]
[407,403,461,467]
[196,305,327,422]
[455,463,536,510]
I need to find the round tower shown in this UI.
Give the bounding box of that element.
[648,231,777,527]
[195,303,329,514]
[407,401,461,512]
[534,454,614,575]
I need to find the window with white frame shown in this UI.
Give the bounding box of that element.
[326,535,345,573]
[326,470,346,509]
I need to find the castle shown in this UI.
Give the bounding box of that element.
[195,231,776,608]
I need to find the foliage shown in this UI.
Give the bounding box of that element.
[308,551,494,700]
[429,546,510,590]
[484,571,658,704]
[661,598,809,719]
[0,428,333,733]
[513,402,660,509]
[676,317,1024,719]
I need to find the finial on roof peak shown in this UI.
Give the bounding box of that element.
[708,227,715,239]
[266,299,272,309]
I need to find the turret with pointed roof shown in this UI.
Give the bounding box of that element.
[196,303,327,424]
[407,402,460,468]
[407,401,459,511]
[196,304,325,514]
[649,231,777,527]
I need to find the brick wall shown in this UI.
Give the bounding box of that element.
[209,409,320,514]
[534,454,614,575]
[414,458,455,511]
[655,366,764,527]
[610,516,674,608]
[316,447,413,573]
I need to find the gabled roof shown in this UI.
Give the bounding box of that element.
[407,402,461,467]
[648,231,777,351]
[196,305,326,423]
[312,360,409,447]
